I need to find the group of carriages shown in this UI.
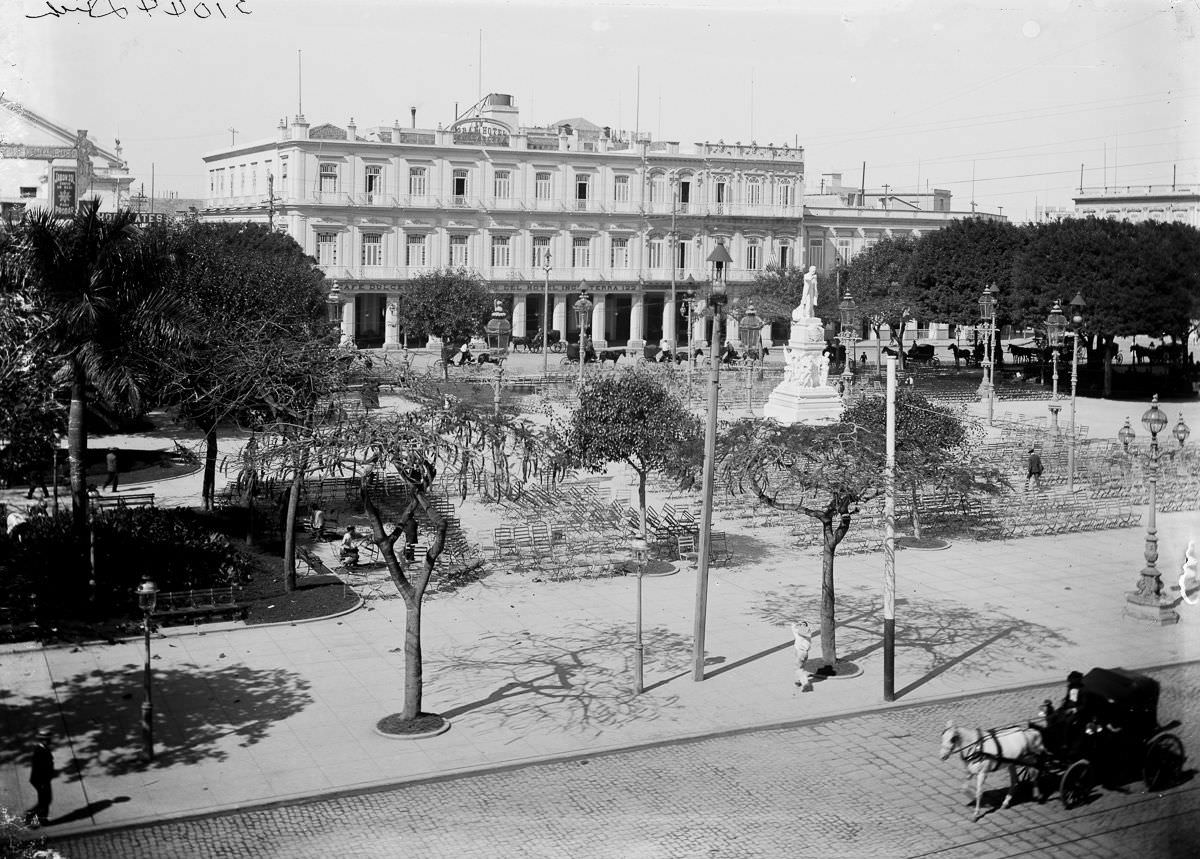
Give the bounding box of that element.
[940,667,1187,821]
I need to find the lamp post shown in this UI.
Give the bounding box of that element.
[739,304,764,413]
[1173,412,1190,449]
[483,300,511,418]
[1066,291,1086,493]
[1122,397,1187,624]
[680,274,698,398]
[977,285,996,425]
[669,172,680,360]
[137,576,159,761]
[693,238,732,682]
[632,537,648,693]
[838,289,858,398]
[541,250,552,376]
[574,285,592,386]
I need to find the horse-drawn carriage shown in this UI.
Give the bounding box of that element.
[941,667,1186,821]
[883,342,942,368]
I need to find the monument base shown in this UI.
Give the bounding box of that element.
[762,383,843,425]
[1123,591,1180,625]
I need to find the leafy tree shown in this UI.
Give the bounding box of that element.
[250,401,556,725]
[841,390,998,539]
[561,369,702,541]
[714,418,882,671]
[0,291,64,487]
[1011,218,1199,395]
[2,201,179,586]
[908,218,1027,327]
[145,221,330,508]
[843,238,921,368]
[397,268,493,376]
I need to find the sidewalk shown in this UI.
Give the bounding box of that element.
[2,392,1199,840]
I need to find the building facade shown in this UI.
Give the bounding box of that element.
[0,96,134,219]
[1072,185,1199,228]
[200,94,994,350]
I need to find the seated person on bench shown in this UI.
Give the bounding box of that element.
[339,526,361,567]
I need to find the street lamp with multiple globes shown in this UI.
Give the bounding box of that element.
[679,274,699,395]
[1121,397,1189,625]
[573,285,592,386]
[692,237,732,682]
[838,289,858,397]
[1064,291,1086,493]
[977,285,997,424]
[631,537,649,693]
[738,304,764,413]
[136,575,159,761]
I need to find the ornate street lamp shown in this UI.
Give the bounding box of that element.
[693,238,732,683]
[483,301,511,418]
[838,289,858,397]
[1124,396,1186,624]
[137,576,159,761]
[1173,413,1190,449]
[632,537,649,694]
[1118,417,1135,452]
[1066,291,1086,492]
[739,304,764,412]
[977,285,997,425]
[574,285,592,385]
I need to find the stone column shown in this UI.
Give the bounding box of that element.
[512,293,528,339]
[383,293,401,350]
[552,293,568,340]
[340,297,356,347]
[629,293,645,351]
[591,294,607,348]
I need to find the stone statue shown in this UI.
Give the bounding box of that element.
[796,266,819,321]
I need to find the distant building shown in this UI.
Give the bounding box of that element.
[199,93,1001,350]
[1072,185,1199,228]
[0,96,133,218]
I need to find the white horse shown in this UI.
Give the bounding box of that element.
[939,721,1045,821]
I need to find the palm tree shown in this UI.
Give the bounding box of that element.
[5,200,178,588]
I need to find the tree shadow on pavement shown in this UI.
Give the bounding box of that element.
[750,583,1074,698]
[427,623,692,736]
[0,663,312,778]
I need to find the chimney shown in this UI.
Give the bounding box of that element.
[291,114,309,140]
[411,106,417,129]
[346,117,357,140]
[278,117,289,141]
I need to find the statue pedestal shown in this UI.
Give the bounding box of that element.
[762,318,843,425]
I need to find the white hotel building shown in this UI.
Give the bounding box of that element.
[200,94,991,349]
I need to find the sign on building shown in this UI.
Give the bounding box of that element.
[53,170,76,214]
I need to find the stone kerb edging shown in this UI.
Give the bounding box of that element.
[0,595,366,657]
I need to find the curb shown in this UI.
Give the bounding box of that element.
[39,656,1200,843]
[0,593,366,656]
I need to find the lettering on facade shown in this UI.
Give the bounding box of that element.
[0,144,78,160]
[53,171,76,213]
[25,0,253,20]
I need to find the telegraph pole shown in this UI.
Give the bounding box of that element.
[266,173,275,229]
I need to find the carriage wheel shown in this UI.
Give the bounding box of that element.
[930,356,941,368]
[1144,733,1185,791]
[1060,760,1092,809]
[550,341,565,354]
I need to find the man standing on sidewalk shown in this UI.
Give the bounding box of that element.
[25,729,55,827]
[102,447,119,492]
[1025,446,1044,491]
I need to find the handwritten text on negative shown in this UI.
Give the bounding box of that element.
[27,0,253,20]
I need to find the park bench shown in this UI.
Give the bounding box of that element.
[93,492,156,511]
[154,585,249,626]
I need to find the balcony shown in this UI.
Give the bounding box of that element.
[347,192,399,207]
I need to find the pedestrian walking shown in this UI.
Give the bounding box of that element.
[25,729,55,827]
[790,622,814,692]
[1026,446,1044,491]
[102,448,120,492]
[25,464,49,500]
[311,506,326,541]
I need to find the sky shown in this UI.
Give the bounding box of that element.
[4,0,1198,222]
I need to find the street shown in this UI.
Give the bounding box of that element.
[54,663,1199,859]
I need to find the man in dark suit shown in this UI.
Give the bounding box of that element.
[26,729,55,827]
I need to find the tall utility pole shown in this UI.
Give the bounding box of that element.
[669,172,679,359]
[883,357,897,701]
[228,126,238,146]
[265,173,276,229]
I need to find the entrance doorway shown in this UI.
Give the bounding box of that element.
[355,294,385,348]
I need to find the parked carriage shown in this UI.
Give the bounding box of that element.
[883,342,942,367]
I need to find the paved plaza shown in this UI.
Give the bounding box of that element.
[2,363,1199,857]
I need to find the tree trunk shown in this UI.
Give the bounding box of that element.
[282,454,307,592]
[910,483,922,539]
[402,597,424,720]
[67,359,91,591]
[820,519,838,668]
[202,424,218,511]
[1102,334,1113,398]
[637,466,648,542]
